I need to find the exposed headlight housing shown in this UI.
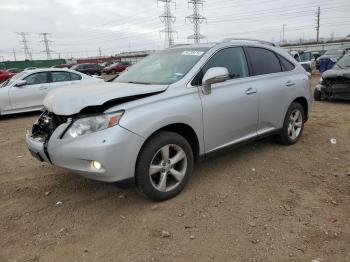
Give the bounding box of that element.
[63,111,124,139]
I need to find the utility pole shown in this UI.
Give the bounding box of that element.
[158,0,177,48]
[16,32,32,60]
[316,6,320,44]
[39,33,53,60]
[186,0,207,44]
[12,49,17,61]
[98,47,102,57]
[282,24,285,43]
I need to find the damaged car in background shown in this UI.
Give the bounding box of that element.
[0,68,103,115]
[26,39,311,201]
[314,54,350,101]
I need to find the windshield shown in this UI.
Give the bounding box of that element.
[1,71,26,88]
[299,52,312,62]
[334,55,350,68]
[114,48,209,85]
[324,49,344,56]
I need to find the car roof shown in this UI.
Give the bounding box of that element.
[22,68,83,74]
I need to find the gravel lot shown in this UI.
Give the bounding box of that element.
[0,75,349,262]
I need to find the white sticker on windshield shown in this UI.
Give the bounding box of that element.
[181,51,204,56]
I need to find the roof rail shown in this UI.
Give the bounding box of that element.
[221,38,276,47]
[168,44,191,48]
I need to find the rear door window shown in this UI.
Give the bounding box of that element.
[51,71,71,82]
[247,47,282,76]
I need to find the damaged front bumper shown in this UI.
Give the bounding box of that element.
[316,82,350,100]
[26,117,145,182]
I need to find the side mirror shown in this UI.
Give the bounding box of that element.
[202,67,229,95]
[15,80,27,87]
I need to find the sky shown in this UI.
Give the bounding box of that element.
[0,0,349,61]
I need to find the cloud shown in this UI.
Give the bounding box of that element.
[0,0,349,60]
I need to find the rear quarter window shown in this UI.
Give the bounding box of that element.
[278,55,296,71]
[70,73,82,80]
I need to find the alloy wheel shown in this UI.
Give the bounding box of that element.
[149,144,187,192]
[288,109,303,140]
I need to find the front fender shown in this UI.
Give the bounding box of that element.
[119,88,205,155]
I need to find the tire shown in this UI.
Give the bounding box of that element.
[277,102,305,145]
[111,70,116,74]
[135,131,194,201]
[313,89,322,101]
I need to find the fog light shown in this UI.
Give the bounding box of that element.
[91,160,102,170]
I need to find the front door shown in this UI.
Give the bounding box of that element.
[197,47,259,153]
[9,72,49,111]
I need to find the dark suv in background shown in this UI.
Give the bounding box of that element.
[71,63,102,75]
[316,49,347,72]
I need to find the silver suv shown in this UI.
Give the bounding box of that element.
[26,39,312,201]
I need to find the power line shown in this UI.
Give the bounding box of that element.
[316,6,321,43]
[39,33,53,60]
[186,0,206,44]
[16,32,32,60]
[158,0,177,48]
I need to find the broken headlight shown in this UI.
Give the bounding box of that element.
[63,111,124,139]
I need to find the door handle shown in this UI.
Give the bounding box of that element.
[286,81,295,87]
[39,86,48,90]
[245,87,257,95]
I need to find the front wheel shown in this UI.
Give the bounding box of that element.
[135,131,194,201]
[277,102,305,145]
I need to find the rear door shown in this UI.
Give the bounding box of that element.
[49,71,75,90]
[245,47,299,134]
[9,72,49,111]
[197,47,259,152]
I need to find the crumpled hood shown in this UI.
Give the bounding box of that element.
[43,81,168,115]
[322,68,350,80]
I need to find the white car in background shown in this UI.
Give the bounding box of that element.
[0,68,103,116]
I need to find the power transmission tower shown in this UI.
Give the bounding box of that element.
[158,0,177,48]
[282,24,285,43]
[39,33,53,60]
[16,32,32,60]
[186,0,207,44]
[98,47,102,57]
[13,49,17,61]
[315,6,320,44]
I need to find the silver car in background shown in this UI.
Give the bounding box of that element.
[0,68,103,115]
[26,39,312,201]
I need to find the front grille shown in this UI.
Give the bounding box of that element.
[324,78,350,86]
[32,111,69,141]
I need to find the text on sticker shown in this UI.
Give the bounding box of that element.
[181,51,204,56]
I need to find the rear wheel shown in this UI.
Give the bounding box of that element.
[135,131,194,201]
[277,102,305,145]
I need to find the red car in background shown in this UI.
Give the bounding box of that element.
[0,70,16,84]
[102,61,131,74]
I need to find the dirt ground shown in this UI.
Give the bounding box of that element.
[0,75,349,262]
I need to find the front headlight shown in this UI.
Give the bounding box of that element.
[63,111,124,139]
[330,57,338,62]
